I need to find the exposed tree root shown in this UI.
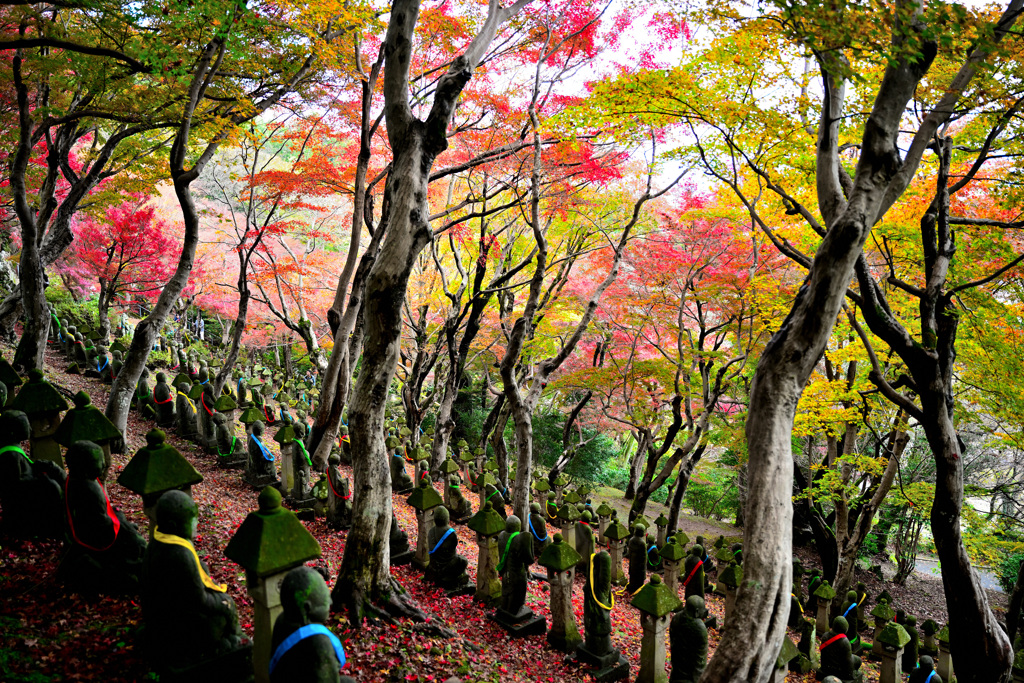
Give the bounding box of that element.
[332,576,456,639]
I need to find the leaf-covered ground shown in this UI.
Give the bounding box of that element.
[3,343,988,682]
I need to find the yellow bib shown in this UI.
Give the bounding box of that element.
[153,527,227,592]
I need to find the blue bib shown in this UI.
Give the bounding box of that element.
[268,623,345,675]
[430,527,455,555]
[251,434,274,461]
[528,515,548,542]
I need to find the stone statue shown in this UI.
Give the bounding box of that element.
[645,532,662,572]
[246,421,278,487]
[390,449,414,493]
[484,482,507,519]
[389,512,414,565]
[682,545,706,599]
[61,440,147,594]
[626,525,648,592]
[670,595,708,683]
[576,550,629,678]
[839,590,862,651]
[424,506,470,591]
[325,453,352,530]
[496,515,533,616]
[136,367,154,417]
[527,501,551,561]
[902,615,920,671]
[447,475,473,523]
[175,380,198,439]
[575,510,595,576]
[153,372,176,427]
[270,566,354,683]
[111,350,123,379]
[817,616,863,682]
[143,490,249,675]
[0,410,65,538]
[908,655,942,683]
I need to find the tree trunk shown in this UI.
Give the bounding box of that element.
[96,279,112,344]
[214,251,250,396]
[1007,558,1024,646]
[624,435,644,499]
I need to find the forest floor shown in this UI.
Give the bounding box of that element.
[0,342,1007,682]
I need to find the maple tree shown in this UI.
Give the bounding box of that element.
[59,197,178,342]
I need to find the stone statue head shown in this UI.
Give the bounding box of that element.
[846,590,857,602]
[280,566,331,626]
[66,440,105,479]
[156,489,199,539]
[434,506,450,527]
[113,351,122,361]
[632,525,644,537]
[831,616,849,633]
[328,453,340,467]
[581,510,592,522]
[685,595,705,617]
[505,515,521,533]
[0,381,7,409]
[198,369,209,383]
[690,545,704,557]
[918,655,934,672]
[906,615,917,627]
[0,410,30,444]
[530,501,541,515]
[252,420,264,436]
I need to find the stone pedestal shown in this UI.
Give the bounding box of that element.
[723,583,738,625]
[637,611,670,683]
[937,631,953,681]
[576,642,629,682]
[548,567,582,651]
[30,415,64,468]
[279,442,296,494]
[816,596,831,634]
[876,622,911,683]
[413,507,433,570]
[662,557,681,597]
[561,519,576,550]
[475,533,501,605]
[491,605,546,637]
[608,538,626,585]
[597,515,609,544]
[248,568,287,683]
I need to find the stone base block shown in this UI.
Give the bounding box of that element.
[491,608,546,637]
[244,473,279,490]
[575,645,629,683]
[789,654,813,674]
[158,642,252,683]
[445,583,475,598]
[216,456,246,470]
[391,549,414,566]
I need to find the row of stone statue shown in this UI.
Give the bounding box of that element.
[785,559,952,683]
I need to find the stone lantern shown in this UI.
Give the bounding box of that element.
[632,574,681,683]
[117,428,203,536]
[8,369,69,468]
[214,393,237,430]
[673,530,690,547]
[813,580,837,634]
[870,598,896,657]
[54,391,122,478]
[713,546,735,595]
[654,513,669,547]
[876,621,912,683]
[440,458,460,508]
[407,476,444,571]
[920,618,939,656]
[563,488,581,510]
[273,423,298,495]
[474,469,496,507]
[467,501,504,605]
[634,513,652,531]
[603,511,630,585]
[770,637,799,683]
[224,486,321,683]
[595,502,613,543]
[239,404,263,437]
[937,624,953,681]
[660,536,686,598]
[538,533,582,652]
[458,446,475,483]
[719,562,743,625]
[557,500,581,551]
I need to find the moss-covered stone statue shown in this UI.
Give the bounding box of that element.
[907,655,943,683]
[175,379,198,439]
[626,524,648,593]
[670,595,708,683]
[270,566,355,683]
[143,490,250,677]
[493,514,544,636]
[817,616,863,683]
[424,506,470,591]
[527,501,551,561]
[61,440,147,594]
[325,453,351,530]
[136,367,155,418]
[246,421,278,488]
[390,512,414,566]
[390,448,414,493]
[839,590,863,652]
[577,549,629,679]
[153,371,176,428]
[0,410,65,538]
[682,545,706,600]
[447,475,473,524]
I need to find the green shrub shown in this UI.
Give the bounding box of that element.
[996,551,1024,593]
[684,466,739,520]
